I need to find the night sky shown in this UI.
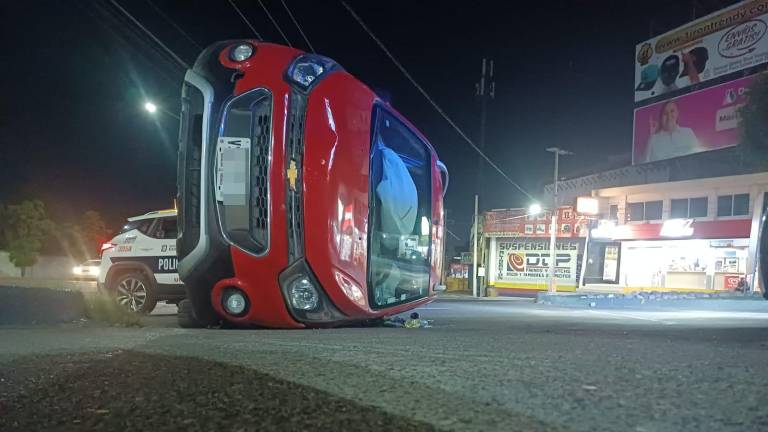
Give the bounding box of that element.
[0,0,739,250]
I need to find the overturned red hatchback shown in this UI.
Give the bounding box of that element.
[176,40,448,328]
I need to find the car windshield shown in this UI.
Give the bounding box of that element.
[368,108,432,309]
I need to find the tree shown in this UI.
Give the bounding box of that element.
[740,73,768,155]
[3,200,53,277]
[78,210,110,257]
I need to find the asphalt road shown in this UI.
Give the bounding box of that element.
[2,298,768,431]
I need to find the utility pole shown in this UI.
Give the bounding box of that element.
[475,58,495,194]
[472,195,479,298]
[546,147,572,293]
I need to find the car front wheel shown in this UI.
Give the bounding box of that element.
[113,272,157,314]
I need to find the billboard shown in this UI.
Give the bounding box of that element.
[491,238,582,288]
[633,74,754,164]
[634,0,768,102]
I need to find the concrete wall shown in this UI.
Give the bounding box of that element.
[0,251,79,279]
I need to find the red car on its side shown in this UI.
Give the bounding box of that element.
[176,40,448,328]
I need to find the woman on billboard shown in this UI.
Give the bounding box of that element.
[644,100,701,162]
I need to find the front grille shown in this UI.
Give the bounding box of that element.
[250,105,271,244]
[216,89,272,255]
[286,92,306,263]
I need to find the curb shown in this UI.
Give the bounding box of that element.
[536,291,767,309]
[0,285,86,325]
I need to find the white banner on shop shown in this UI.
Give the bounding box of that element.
[490,238,581,287]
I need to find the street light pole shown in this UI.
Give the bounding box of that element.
[546,147,572,293]
[472,194,479,298]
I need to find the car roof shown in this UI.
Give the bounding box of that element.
[127,209,177,222]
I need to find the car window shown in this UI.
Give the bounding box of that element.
[148,217,178,240]
[119,219,154,235]
[368,107,432,309]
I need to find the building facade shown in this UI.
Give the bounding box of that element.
[479,172,768,295]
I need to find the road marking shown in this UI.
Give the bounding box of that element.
[585,310,676,325]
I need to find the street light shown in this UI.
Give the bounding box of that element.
[143,101,179,120]
[144,101,157,114]
[545,147,572,294]
[529,203,543,216]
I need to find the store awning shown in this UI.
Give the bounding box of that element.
[610,219,751,241]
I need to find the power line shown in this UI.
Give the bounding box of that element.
[339,1,535,202]
[280,0,315,53]
[257,0,292,47]
[227,0,263,40]
[446,228,462,241]
[108,0,190,70]
[145,0,202,50]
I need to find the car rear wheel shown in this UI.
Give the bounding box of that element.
[113,272,157,314]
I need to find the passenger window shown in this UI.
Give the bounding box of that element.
[150,217,178,240]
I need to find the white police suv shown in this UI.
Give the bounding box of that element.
[98,209,185,314]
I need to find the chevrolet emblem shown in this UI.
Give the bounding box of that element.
[287,159,298,191]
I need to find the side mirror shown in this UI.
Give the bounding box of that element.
[436,161,449,197]
[434,284,447,292]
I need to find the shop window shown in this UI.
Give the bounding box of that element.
[627,202,644,221]
[733,194,750,216]
[609,204,618,221]
[670,199,688,218]
[718,194,750,217]
[628,201,662,221]
[524,224,534,234]
[645,201,663,220]
[536,224,546,234]
[671,197,707,218]
[561,224,572,235]
[690,197,708,217]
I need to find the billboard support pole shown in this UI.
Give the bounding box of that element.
[472,194,479,298]
[546,147,572,293]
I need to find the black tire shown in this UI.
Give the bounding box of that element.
[177,299,206,328]
[112,271,157,314]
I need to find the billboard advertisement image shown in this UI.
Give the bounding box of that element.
[633,74,755,164]
[634,0,768,102]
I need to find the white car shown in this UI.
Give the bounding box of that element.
[73,259,101,281]
[98,209,185,314]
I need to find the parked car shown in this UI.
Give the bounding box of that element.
[98,210,185,314]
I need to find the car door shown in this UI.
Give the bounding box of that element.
[149,216,181,286]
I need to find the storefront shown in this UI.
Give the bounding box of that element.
[489,237,585,293]
[482,207,589,295]
[584,219,753,291]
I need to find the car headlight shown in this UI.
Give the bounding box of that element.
[72,267,81,275]
[286,54,339,90]
[88,266,100,275]
[222,287,249,316]
[289,277,319,311]
[230,43,255,62]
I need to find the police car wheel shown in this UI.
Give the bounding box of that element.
[113,272,157,314]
